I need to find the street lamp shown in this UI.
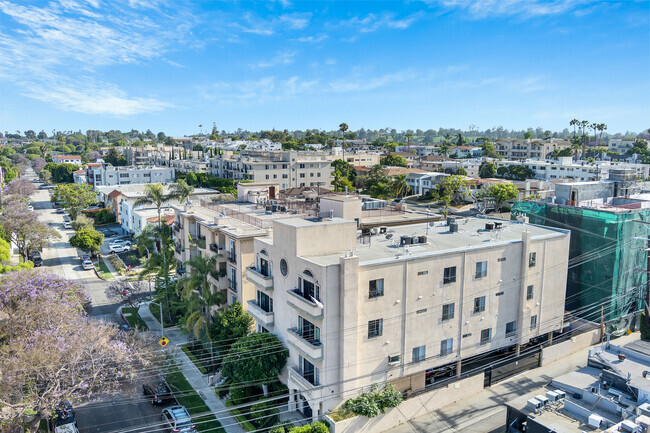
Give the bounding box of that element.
[149,300,164,338]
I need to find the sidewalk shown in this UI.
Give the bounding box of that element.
[386,333,640,433]
[138,303,245,433]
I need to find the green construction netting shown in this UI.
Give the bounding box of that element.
[512,201,648,326]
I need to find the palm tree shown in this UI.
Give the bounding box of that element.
[134,183,168,229]
[391,174,409,198]
[569,119,579,137]
[405,133,413,153]
[177,254,225,367]
[171,179,194,205]
[439,141,451,157]
[590,122,598,142]
[598,123,608,144]
[339,123,349,136]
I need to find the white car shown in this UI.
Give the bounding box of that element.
[82,260,94,270]
[109,243,131,253]
[27,205,34,211]
[63,221,72,229]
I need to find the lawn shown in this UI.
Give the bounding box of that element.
[166,366,225,433]
[121,307,149,330]
[97,259,114,279]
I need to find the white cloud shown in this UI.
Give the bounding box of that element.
[328,70,420,93]
[324,58,337,65]
[296,34,328,43]
[234,12,311,36]
[0,0,189,115]
[341,12,422,33]
[254,51,296,68]
[431,0,593,19]
[202,76,319,104]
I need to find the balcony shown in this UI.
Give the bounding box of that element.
[287,328,323,361]
[175,244,183,254]
[227,251,236,264]
[174,223,183,233]
[287,289,324,319]
[246,300,274,328]
[207,271,219,288]
[210,244,219,253]
[246,266,273,290]
[288,366,316,391]
[196,236,206,249]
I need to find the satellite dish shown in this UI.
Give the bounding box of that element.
[429,222,435,227]
[385,233,393,240]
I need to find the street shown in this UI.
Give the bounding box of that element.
[28,180,176,433]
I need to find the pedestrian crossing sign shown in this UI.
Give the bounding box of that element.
[159,337,170,347]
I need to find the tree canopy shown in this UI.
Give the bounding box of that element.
[51,183,97,219]
[380,153,408,167]
[485,183,518,212]
[69,229,104,256]
[222,333,289,386]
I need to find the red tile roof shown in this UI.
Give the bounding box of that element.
[146,215,175,225]
[108,190,123,199]
[56,155,81,159]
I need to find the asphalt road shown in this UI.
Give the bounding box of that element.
[75,397,174,433]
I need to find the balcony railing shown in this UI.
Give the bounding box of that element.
[247,300,275,327]
[174,223,183,232]
[287,328,323,361]
[287,289,323,319]
[196,237,206,249]
[227,251,236,264]
[288,367,316,391]
[246,266,273,290]
[210,244,219,253]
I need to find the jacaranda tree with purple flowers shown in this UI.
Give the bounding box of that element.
[0,196,59,259]
[0,271,160,432]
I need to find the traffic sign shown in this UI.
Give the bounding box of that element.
[159,337,170,347]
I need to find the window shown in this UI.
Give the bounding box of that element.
[530,315,537,329]
[265,175,270,180]
[299,163,305,169]
[412,345,426,363]
[280,259,288,276]
[440,338,453,356]
[310,172,314,177]
[497,257,506,262]
[495,291,504,296]
[473,296,486,313]
[388,354,400,365]
[282,174,288,179]
[475,261,487,278]
[300,173,305,178]
[526,285,534,300]
[368,319,383,338]
[529,252,536,267]
[317,172,321,177]
[442,303,455,321]
[480,328,492,344]
[418,270,428,276]
[443,266,456,284]
[299,355,319,386]
[416,308,427,314]
[298,316,320,343]
[256,290,273,313]
[369,279,384,298]
[506,321,517,336]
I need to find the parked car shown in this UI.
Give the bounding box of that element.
[110,239,131,246]
[63,221,72,229]
[109,243,131,253]
[80,254,91,263]
[143,379,174,405]
[27,204,34,211]
[29,251,43,267]
[161,406,194,432]
[50,402,78,433]
[82,260,94,270]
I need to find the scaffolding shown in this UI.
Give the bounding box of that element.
[511,201,648,328]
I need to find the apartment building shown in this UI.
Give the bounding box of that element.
[495,138,571,161]
[173,204,268,309]
[52,155,82,165]
[211,150,333,189]
[608,138,636,153]
[85,164,175,187]
[169,159,211,173]
[246,217,570,421]
[496,157,649,182]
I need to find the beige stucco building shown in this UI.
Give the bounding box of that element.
[246,216,570,421]
[495,138,572,161]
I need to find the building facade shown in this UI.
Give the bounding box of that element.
[494,138,572,161]
[85,164,175,187]
[246,217,570,421]
[211,150,333,190]
[52,155,82,165]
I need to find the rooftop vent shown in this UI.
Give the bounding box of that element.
[485,223,494,230]
[449,223,459,233]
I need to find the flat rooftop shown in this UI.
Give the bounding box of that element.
[282,216,569,267]
[97,184,216,198]
[179,205,267,238]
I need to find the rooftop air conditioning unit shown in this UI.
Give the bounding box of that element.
[526,399,542,411]
[535,395,550,407]
[546,391,560,402]
[554,390,566,400]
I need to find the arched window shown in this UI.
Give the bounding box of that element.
[303,269,313,278]
[260,249,268,256]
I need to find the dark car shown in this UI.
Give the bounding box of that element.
[143,380,174,405]
[49,401,77,431]
[29,251,43,267]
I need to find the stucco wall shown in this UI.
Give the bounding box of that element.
[326,373,484,433]
[540,329,600,366]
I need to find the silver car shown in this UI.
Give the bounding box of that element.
[161,406,194,433]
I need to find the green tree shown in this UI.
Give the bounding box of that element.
[479,141,500,159]
[104,148,126,166]
[222,333,289,395]
[380,153,408,167]
[523,131,534,139]
[456,167,468,176]
[438,175,468,207]
[479,162,496,178]
[391,174,409,198]
[506,165,535,181]
[438,141,450,157]
[0,237,10,263]
[211,301,254,355]
[69,229,104,256]
[177,254,225,337]
[71,214,94,232]
[43,162,78,183]
[485,183,518,213]
[50,183,96,220]
[338,123,349,135]
[370,181,393,200]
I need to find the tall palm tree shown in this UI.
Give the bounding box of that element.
[405,133,413,153]
[134,183,168,230]
[569,119,579,137]
[439,141,451,157]
[598,123,608,144]
[177,254,225,366]
[339,123,349,136]
[590,122,599,142]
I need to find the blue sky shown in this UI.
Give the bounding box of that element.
[0,0,648,136]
